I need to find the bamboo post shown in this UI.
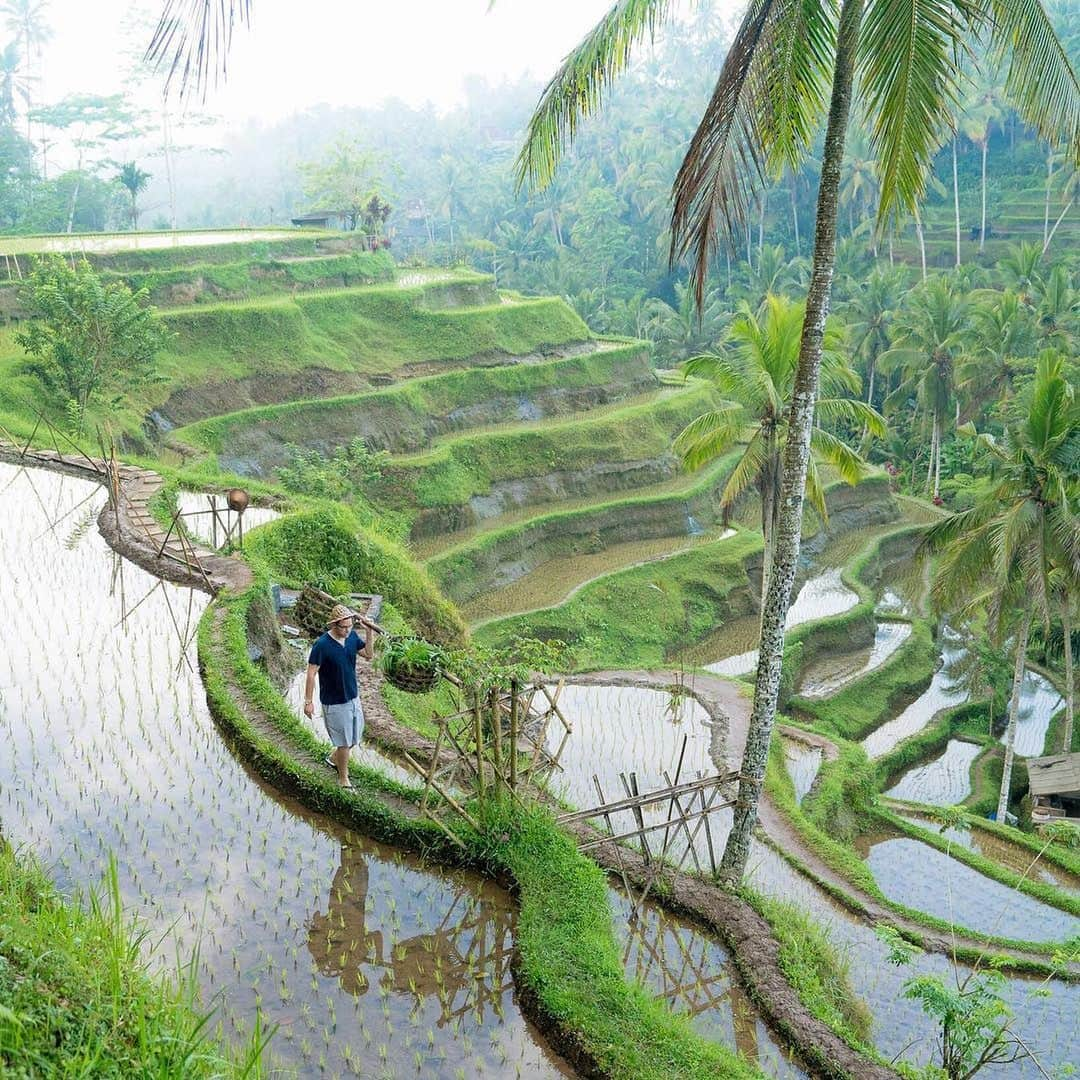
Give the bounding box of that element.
[472,689,485,799]
[489,685,502,795]
[697,779,718,876]
[509,678,519,792]
[210,494,218,548]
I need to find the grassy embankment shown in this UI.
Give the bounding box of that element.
[0,843,268,1077]
[171,341,653,466]
[0,281,590,447]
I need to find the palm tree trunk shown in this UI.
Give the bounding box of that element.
[926,412,937,493]
[952,136,961,268]
[1063,598,1074,752]
[790,181,801,257]
[996,611,1030,824]
[718,0,865,886]
[1043,148,1053,250]
[933,413,942,499]
[914,205,927,281]
[979,139,989,254]
[758,190,767,260]
[1043,198,1074,256]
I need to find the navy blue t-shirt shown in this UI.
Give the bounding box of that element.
[308,629,366,705]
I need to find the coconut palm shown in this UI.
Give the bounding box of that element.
[880,276,969,500]
[844,264,909,408]
[675,293,885,599]
[117,161,151,229]
[957,288,1037,422]
[924,352,1079,823]
[960,73,1004,254]
[147,0,1080,885]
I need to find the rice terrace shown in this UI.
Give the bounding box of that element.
[0,2,1078,1079]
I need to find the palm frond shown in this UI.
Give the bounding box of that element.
[674,404,748,471]
[810,426,871,484]
[815,396,888,437]
[804,456,829,522]
[669,0,835,309]
[720,430,772,509]
[145,0,252,101]
[515,0,674,193]
[981,0,1080,157]
[858,0,967,226]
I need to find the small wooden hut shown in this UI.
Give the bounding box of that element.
[1027,752,1080,823]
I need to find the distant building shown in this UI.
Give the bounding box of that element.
[1027,752,1080,823]
[291,210,352,230]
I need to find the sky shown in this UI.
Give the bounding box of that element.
[41,0,641,125]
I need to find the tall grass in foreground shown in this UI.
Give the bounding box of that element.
[0,844,272,1077]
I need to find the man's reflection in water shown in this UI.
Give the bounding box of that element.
[307,841,384,995]
[307,841,517,1024]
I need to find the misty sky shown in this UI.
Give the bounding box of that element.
[42,0,706,130]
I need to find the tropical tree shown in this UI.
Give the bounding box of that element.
[844,264,909,407]
[924,353,1079,823]
[147,0,1080,888]
[116,160,150,228]
[880,276,970,500]
[957,288,1036,421]
[960,73,1004,254]
[675,293,885,598]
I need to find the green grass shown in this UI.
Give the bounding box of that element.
[172,341,652,462]
[739,887,875,1054]
[378,384,715,515]
[0,284,591,446]
[0,843,268,1078]
[425,452,740,606]
[476,528,763,670]
[243,503,468,646]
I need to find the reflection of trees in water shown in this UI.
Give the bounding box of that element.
[307,841,515,1024]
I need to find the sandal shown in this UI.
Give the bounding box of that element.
[323,754,336,771]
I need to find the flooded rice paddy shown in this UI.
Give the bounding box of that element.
[897,815,1080,894]
[702,568,859,677]
[0,229,298,255]
[884,739,984,804]
[781,739,823,805]
[861,636,969,759]
[176,490,280,549]
[0,462,571,1078]
[553,680,1079,1075]
[797,621,911,698]
[857,836,1077,943]
[609,888,808,1079]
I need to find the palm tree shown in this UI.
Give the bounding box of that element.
[881,276,969,500]
[0,42,30,127]
[844,265,909,408]
[1049,563,1078,751]
[148,0,1080,886]
[675,293,885,599]
[960,74,1003,255]
[117,161,151,229]
[957,288,1037,422]
[925,353,1079,823]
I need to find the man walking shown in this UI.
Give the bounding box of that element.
[303,603,374,789]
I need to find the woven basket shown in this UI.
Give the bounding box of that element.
[384,662,441,694]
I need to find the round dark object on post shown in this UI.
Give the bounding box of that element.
[226,488,250,513]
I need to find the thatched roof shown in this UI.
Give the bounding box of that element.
[1027,752,1080,798]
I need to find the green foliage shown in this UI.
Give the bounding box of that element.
[741,887,874,1051]
[14,256,170,427]
[378,636,444,677]
[0,845,268,1077]
[244,505,467,646]
[277,439,389,506]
